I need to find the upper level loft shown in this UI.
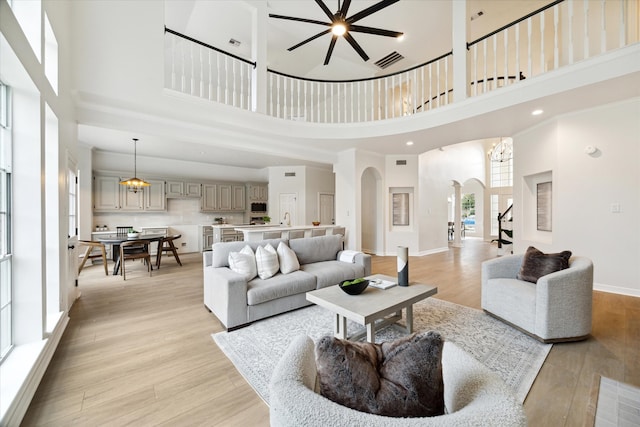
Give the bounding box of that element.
[164,0,639,124]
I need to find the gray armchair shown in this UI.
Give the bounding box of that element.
[481,254,593,343]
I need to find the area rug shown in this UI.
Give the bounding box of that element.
[212,298,552,404]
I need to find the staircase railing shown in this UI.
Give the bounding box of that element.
[494,204,514,251]
[163,0,638,121]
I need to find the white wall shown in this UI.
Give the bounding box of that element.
[385,155,420,255]
[304,167,335,225]
[514,98,640,296]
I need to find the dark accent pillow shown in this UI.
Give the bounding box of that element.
[315,331,445,418]
[517,246,572,283]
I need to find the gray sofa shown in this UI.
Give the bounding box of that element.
[269,336,526,426]
[481,254,594,343]
[203,234,371,330]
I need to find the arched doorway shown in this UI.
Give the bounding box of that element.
[361,167,383,255]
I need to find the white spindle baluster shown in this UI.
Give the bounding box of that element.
[181,40,186,93]
[224,56,229,105]
[412,69,417,114]
[553,6,559,70]
[216,53,221,103]
[600,0,606,54]
[568,0,575,64]
[290,78,294,119]
[384,78,388,119]
[240,63,245,109]
[540,11,545,74]
[199,46,204,98]
[436,61,441,108]
[482,39,487,94]
[584,0,589,60]
[276,76,281,118]
[428,63,432,109]
[527,18,533,78]
[296,79,300,119]
[492,35,497,90]
[443,60,448,104]
[504,28,509,86]
[170,34,176,90]
[208,51,213,100]
[303,80,307,122]
[324,83,327,123]
[472,44,477,95]
[619,0,626,48]
[515,23,521,79]
[357,81,361,122]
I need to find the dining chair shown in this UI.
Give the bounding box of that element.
[156,234,182,268]
[288,230,305,239]
[311,228,326,237]
[78,240,108,276]
[119,240,152,280]
[331,227,345,236]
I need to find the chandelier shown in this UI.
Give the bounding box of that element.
[119,138,150,193]
[489,137,513,163]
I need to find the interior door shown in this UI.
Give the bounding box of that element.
[318,193,334,225]
[67,163,80,306]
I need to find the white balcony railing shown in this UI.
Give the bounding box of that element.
[164,0,638,123]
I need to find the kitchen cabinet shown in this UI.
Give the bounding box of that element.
[201,184,219,211]
[202,184,245,212]
[93,175,121,211]
[232,185,246,211]
[144,179,166,211]
[166,180,201,198]
[248,184,268,201]
[93,174,166,212]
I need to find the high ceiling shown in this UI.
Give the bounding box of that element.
[165,0,552,80]
[80,1,638,171]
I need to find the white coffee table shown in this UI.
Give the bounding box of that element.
[306,274,438,343]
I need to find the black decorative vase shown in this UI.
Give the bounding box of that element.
[397,246,409,286]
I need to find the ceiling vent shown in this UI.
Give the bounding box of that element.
[396,160,407,166]
[228,38,241,47]
[374,51,404,69]
[284,172,296,177]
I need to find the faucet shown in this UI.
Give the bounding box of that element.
[283,212,290,226]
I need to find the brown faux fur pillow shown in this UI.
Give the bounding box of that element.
[517,246,572,283]
[315,331,445,418]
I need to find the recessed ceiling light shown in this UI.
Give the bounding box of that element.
[532,109,544,116]
[406,141,414,146]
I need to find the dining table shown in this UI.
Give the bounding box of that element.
[97,233,165,275]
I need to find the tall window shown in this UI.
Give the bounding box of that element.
[68,169,77,238]
[489,138,513,236]
[0,81,13,361]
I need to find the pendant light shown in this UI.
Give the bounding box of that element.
[120,138,150,193]
[489,137,513,163]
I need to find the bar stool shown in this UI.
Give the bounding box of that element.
[288,230,305,239]
[156,234,183,268]
[331,227,345,236]
[263,230,283,239]
[78,240,108,276]
[311,228,326,237]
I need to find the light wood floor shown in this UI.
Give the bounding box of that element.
[21,240,639,426]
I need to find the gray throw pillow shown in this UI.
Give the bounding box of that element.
[517,246,572,283]
[315,331,445,418]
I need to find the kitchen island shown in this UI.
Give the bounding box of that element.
[234,224,344,242]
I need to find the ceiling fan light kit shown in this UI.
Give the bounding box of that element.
[270,0,404,65]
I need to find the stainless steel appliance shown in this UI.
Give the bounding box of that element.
[250,202,267,213]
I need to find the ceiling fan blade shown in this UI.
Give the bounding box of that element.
[343,32,369,62]
[269,14,330,27]
[288,29,332,51]
[315,0,336,21]
[347,0,400,24]
[339,0,352,18]
[349,25,403,38]
[324,36,338,65]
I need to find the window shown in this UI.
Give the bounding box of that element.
[0,81,12,361]
[68,169,77,238]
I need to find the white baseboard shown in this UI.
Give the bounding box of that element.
[594,283,640,298]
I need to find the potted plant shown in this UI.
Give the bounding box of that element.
[262,215,271,224]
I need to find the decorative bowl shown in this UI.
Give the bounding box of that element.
[339,279,369,295]
[312,221,320,226]
[127,232,140,238]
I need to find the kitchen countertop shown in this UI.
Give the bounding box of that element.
[233,224,337,232]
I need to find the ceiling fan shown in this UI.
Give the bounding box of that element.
[269,0,404,65]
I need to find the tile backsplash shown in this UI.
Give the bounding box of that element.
[92,198,246,231]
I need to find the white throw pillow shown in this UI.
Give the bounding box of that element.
[255,244,279,280]
[228,245,257,280]
[277,242,300,274]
